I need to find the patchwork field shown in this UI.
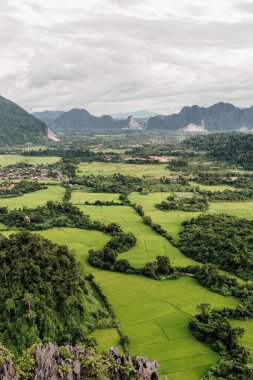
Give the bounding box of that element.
[37,227,237,379]
[78,204,195,268]
[77,162,170,177]
[128,192,200,240]
[0,185,65,210]
[0,154,60,166]
[128,193,253,241]
[1,185,252,379]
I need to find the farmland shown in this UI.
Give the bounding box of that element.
[77,162,170,177]
[0,154,60,166]
[37,226,237,379]
[0,185,64,210]
[0,132,253,380]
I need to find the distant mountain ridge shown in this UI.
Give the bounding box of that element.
[36,102,253,133]
[147,102,253,131]
[50,108,132,131]
[0,96,49,146]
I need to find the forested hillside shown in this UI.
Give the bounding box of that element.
[0,232,111,354]
[0,96,48,145]
[185,133,253,168]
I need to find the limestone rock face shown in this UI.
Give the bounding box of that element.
[0,358,19,380]
[0,343,160,380]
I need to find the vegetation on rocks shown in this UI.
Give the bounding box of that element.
[0,232,111,354]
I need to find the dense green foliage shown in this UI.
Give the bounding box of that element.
[0,232,111,354]
[156,195,208,211]
[185,133,253,169]
[0,96,48,145]
[0,201,102,231]
[179,214,253,280]
[166,159,188,171]
[190,304,252,379]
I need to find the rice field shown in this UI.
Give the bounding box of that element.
[2,186,251,379]
[76,162,170,177]
[78,204,195,268]
[71,191,121,204]
[0,154,60,166]
[0,185,65,210]
[37,227,237,379]
[189,181,236,192]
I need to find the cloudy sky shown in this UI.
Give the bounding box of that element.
[1,0,253,115]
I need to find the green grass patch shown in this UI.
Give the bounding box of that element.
[78,204,195,268]
[0,185,65,210]
[0,154,60,166]
[189,182,236,192]
[77,162,170,177]
[230,319,253,365]
[128,192,200,241]
[71,191,121,204]
[31,227,237,379]
[88,328,121,351]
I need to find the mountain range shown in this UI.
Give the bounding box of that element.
[147,102,253,131]
[34,102,253,133]
[1,95,253,147]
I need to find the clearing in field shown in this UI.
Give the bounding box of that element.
[0,154,60,166]
[0,185,65,210]
[76,162,170,177]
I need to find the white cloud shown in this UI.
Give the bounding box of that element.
[0,0,253,114]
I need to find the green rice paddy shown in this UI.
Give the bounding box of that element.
[78,204,195,268]
[1,183,252,379]
[37,227,237,379]
[0,185,65,210]
[71,191,121,204]
[77,162,170,177]
[0,154,60,166]
[189,182,236,192]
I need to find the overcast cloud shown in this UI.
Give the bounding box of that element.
[1,0,253,115]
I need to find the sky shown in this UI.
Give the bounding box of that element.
[1,0,253,115]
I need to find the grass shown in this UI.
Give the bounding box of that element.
[88,328,121,351]
[2,187,250,379]
[77,162,170,177]
[128,193,253,242]
[230,320,253,364]
[71,191,121,204]
[40,227,110,272]
[36,227,237,379]
[0,154,60,166]
[0,185,65,210]
[78,204,196,268]
[209,201,253,220]
[128,192,200,241]
[189,182,236,192]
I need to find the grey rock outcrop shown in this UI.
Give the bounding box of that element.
[0,343,160,380]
